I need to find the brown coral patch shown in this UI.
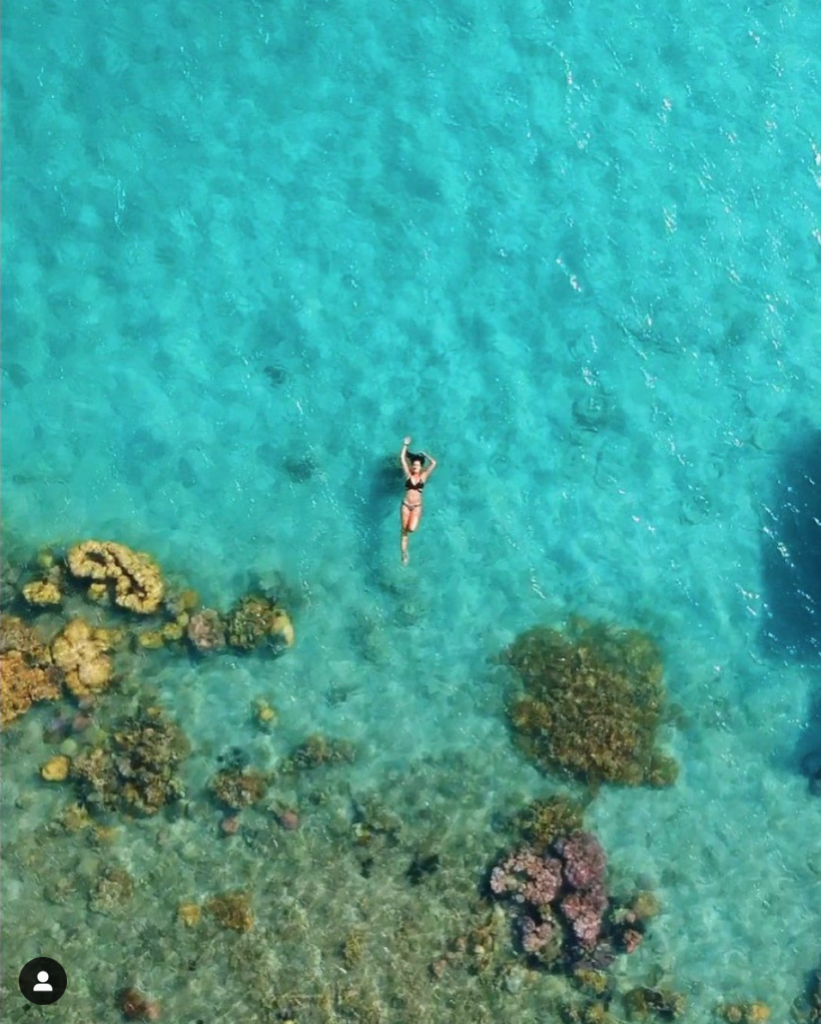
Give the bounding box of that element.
[503,619,677,787]
[71,705,189,816]
[0,616,63,728]
[225,594,277,650]
[205,890,254,932]
[209,768,269,810]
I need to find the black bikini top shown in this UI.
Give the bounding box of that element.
[405,477,425,491]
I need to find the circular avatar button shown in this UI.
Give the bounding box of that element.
[19,957,67,1005]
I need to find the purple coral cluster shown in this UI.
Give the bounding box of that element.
[490,830,611,962]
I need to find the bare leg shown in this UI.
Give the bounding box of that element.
[400,505,411,565]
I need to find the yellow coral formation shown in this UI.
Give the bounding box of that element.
[36,548,56,570]
[51,619,115,697]
[161,619,185,642]
[0,617,63,728]
[22,579,62,606]
[719,1004,771,1023]
[630,891,661,921]
[137,630,165,649]
[67,540,164,614]
[271,608,295,647]
[178,902,201,927]
[41,754,71,781]
[252,697,278,730]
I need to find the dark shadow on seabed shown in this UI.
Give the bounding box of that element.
[354,454,402,577]
[758,428,821,790]
[758,427,821,662]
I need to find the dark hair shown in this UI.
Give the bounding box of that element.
[409,452,426,466]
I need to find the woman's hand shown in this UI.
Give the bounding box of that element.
[403,436,412,446]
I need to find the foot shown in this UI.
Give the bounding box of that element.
[401,550,409,566]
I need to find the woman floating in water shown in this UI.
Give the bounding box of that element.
[399,435,437,565]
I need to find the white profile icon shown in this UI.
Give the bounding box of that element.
[33,971,53,992]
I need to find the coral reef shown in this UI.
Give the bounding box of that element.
[718,1003,771,1023]
[205,890,254,932]
[281,733,357,772]
[0,615,63,727]
[22,578,62,606]
[71,705,190,815]
[514,795,587,847]
[491,831,609,964]
[225,593,295,651]
[119,987,161,1021]
[489,827,653,974]
[89,866,135,916]
[67,540,165,614]
[225,594,276,649]
[41,754,71,782]
[51,618,118,697]
[209,767,269,809]
[275,807,300,830]
[623,987,686,1019]
[186,608,227,652]
[271,607,295,647]
[177,902,201,927]
[503,619,677,786]
[251,697,279,730]
[164,586,199,618]
[0,558,23,609]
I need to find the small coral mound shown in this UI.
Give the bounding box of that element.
[0,616,63,727]
[270,608,295,647]
[251,697,278,730]
[718,1003,771,1023]
[624,986,686,1020]
[209,767,269,809]
[89,866,134,916]
[514,795,587,847]
[51,618,117,697]
[503,619,677,787]
[205,890,254,932]
[119,987,161,1021]
[41,754,71,782]
[72,705,190,815]
[67,540,164,614]
[22,578,62,606]
[225,593,294,651]
[186,608,227,652]
[282,733,357,772]
[178,902,201,927]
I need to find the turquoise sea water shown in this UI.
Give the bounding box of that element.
[3,0,821,1020]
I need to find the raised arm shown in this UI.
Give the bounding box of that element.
[399,436,412,477]
[420,451,437,480]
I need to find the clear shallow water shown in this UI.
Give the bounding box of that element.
[3,0,821,1019]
